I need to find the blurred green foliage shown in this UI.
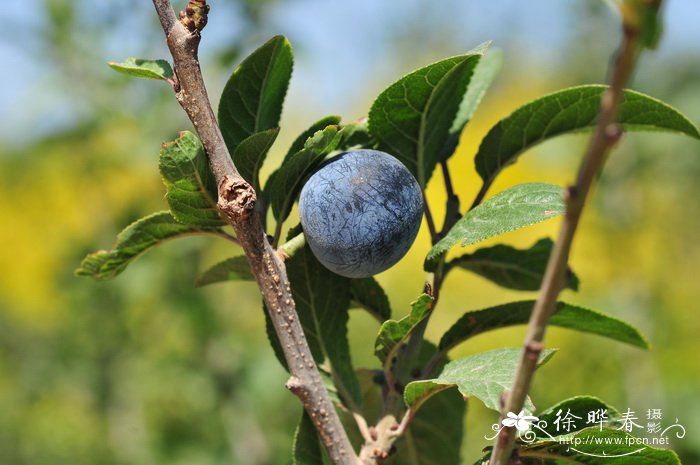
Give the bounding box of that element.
[1,1,699,464]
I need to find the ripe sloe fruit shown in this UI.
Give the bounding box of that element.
[299,149,423,278]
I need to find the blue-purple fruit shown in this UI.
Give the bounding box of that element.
[299,150,423,278]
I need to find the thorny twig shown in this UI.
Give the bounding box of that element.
[487,2,662,464]
[150,1,358,463]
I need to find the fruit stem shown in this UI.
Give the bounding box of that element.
[278,232,306,258]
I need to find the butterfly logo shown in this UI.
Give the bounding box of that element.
[502,411,539,432]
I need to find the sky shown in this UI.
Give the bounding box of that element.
[1,0,699,147]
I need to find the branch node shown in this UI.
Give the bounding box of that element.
[524,341,543,362]
[276,248,290,262]
[180,0,209,33]
[285,376,303,393]
[218,176,256,218]
[369,427,378,441]
[563,185,578,203]
[499,391,509,409]
[605,123,623,145]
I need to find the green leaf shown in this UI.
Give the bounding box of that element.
[76,212,221,280]
[350,277,391,322]
[426,183,565,269]
[195,256,254,287]
[264,117,353,206]
[108,58,173,81]
[159,131,224,227]
[442,48,502,158]
[232,128,279,192]
[368,44,487,187]
[284,116,342,163]
[267,126,342,222]
[520,427,681,464]
[405,347,556,413]
[438,301,649,353]
[402,379,455,414]
[475,85,700,185]
[337,120,373,152]
[388,388,465,465]
[218,35,293,154]
[287,245,361,407]
[449,238,579,291]
[536,396,621,437]
[293,411,324,465]
[388,341,465,465]
[374,294,433,364]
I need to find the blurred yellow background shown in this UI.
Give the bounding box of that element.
[1,1,699,464]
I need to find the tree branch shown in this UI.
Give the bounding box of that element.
[150,2,357,464]
[487,3,659,464]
